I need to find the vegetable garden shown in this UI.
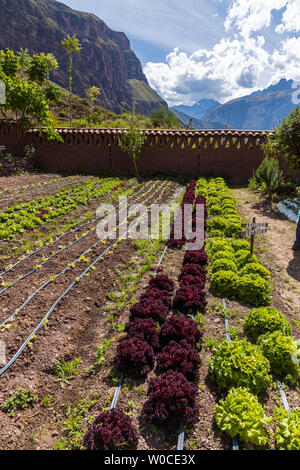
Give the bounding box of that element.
[0,172,299,451]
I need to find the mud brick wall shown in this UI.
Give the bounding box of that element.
[0,122,270,180]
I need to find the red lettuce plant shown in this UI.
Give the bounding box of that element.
[179,263,207,279]
[148,274,175,293]
[173,285,207,313]
[114,337,155,377]
[179,275,206,289]
[140,288,172,309]
[160,315,203,347]
[183,249,208,266]
[84,409,138,450]
[143,370,199,426]
[130,298,168,324]
[156,340,201,382]
[125,317,160,350]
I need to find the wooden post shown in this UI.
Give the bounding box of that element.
[251,217,256,255]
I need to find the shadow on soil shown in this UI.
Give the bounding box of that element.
[287,252,300,282]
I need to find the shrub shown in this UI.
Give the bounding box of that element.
[211,259,238,274]
[114,337,155,377]
[160,315,203,347]
[130,298,168,324]
[210,339,272,394]
[273,408,300,450]
[84,409,138,450]
[238,274,271,307]
[244,307,291,340]
[214,387,271,446]
[210,270,239,299]
[143,370,199,426]
[255,157,284,199]
[156,340,201,381]
[257,331,300,385]
[173,285,207,314]
[125,318,160,350]
[240,263,271,281]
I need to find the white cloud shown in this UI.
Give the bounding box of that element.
[276,0,300,33]
[144,36,271,105]
[144,0,300,106]
[224,0,288,37]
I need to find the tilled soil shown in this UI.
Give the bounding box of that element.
[0,179,299,451]
[0,175,181,450]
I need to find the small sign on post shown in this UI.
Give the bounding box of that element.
[241,217,268,254]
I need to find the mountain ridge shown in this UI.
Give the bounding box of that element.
[0,0,167,114]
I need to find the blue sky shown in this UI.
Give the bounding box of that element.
[62,0,300,106]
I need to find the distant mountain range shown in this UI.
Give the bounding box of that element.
[171,79,298,130]
[0,0,167,115]
[171,108,230,130]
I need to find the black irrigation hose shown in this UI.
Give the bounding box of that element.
[222,299,240,451]
[0,175,84,199]
[0,182,165,327]
[0,176,90,203]
[0,182,172,374]
[0,182,148,290]
[106,188,185,414]
[0,179,141,278]
[0,179,117,243]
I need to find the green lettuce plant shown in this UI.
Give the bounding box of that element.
[273,408,300,450]
[210,339,272,394]
[214,387,271,446]
[244,307,292,340]
[257,331,300,385]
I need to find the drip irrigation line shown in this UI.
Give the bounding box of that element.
[106,187,184,414]
[110,372,125,410]
[222,298,239,452]
[0,179,120,243]
[177,423,185,451]
[0,183,146,288]
[0,182,172,373]
[0,180,143,278]
[0,181,163,326]
[0,176,90,203]
[0,175,85,200]
[0,242,115,377]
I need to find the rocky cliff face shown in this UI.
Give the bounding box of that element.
[0,0,167,114]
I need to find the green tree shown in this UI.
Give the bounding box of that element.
[61,34,82,127]
[150,105,181,128]
[265,106,300,174]
[118,103,147,178]
[0,48,62,152]
[87,86,101,114]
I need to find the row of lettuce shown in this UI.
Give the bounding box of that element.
[84,179,209,450]
[201,177,299,450]
[83,177,299,451]
[0,178,127,240]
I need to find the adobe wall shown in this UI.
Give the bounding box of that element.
[0,122,270,180]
